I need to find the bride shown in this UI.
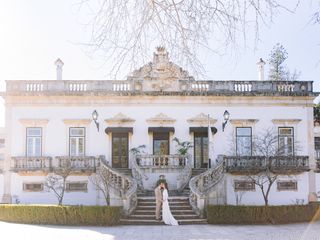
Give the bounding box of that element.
[162,183,179,226]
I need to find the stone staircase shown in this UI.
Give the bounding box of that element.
[120,190,207,225]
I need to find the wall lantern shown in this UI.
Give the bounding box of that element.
[92,109,99,132]
[222,110,230,132]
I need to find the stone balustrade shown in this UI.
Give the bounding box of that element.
[99,157,137,216]
[5,80,313,95]
[189,157,225,217]
[136,154,187,168]
[224,155,309,173]
[11,156,101,172]
[11,156,52,171]
[55,156,100,171]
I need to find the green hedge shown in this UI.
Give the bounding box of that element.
[207,204,320,225]
[0,205,121,226]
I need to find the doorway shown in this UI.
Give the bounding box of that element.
[194,132,208,168]
[112,133,128,168]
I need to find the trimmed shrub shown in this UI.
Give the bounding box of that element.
[207,204,320,225]
[0,205,121,226]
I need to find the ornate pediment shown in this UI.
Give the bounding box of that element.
[187,113,217,126]
[146,113,176,126]
[128,47,194,91]
[105,113,135,125]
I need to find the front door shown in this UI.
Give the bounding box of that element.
[194,132,208,168]
[112,133,128,168]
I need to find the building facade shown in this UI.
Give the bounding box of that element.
[0,48,319,215]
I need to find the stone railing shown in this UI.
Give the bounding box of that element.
[11,156,52,171]
[136,154,187,168]
[224,155,309,173]
[100,157,137,216]
[55,156,100,171]
[189,156,225,217]
[176,155,192,192]
[131,154,149,191]
[316,158,320,172]
[6,80,313,95]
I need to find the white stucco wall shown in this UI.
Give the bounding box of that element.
[4,95,314,205]
[10,103,310,162]
[226,173,309,206]
[0,174,3,199]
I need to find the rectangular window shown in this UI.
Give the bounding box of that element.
[66,182,88,192]
[234,180,255,191]
[236,127,252,156]
[153,132,169,155]
[69,127,85,156]
[278,127,294,156]
[0,139,5,148]
[26,128,42,157]
[315,137,320,159]
[23,183,43,192]
[277,181,297,191]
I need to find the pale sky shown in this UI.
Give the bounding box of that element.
[0,0,320,127]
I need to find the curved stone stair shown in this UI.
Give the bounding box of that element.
[120,190,207,225]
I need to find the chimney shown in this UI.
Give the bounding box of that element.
[54,58,64,80]
[256,58,266,81]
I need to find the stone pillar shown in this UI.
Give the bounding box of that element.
[307,107,317,202]
[2,103,12,203]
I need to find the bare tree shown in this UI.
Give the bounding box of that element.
[89,167,111,205]
[77,0,299,78]
[228,128,300,206]
[45,159,74,205]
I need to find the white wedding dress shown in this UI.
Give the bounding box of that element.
[162,189,179,226]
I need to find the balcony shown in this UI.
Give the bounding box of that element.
[136,154,187,168]
[11,156,52,172]
[224,155,309,174]
[55,156,100,172]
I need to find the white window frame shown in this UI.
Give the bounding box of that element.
[66,182,88,192]
[26,127,42,157]
[69,127,85,156]
[278,127,294,156]
[236,127,252,156]
[23,183,44,192]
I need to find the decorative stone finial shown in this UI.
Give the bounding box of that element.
[54,58,64,80]
[256,58,266,81]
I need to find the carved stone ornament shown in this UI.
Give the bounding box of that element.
[19,119,49,126]
[127,47,194,91]
[229,119,259,126]
[104,113,135,125]
[272,119,301,125]
[146,113,176,126]
[187,113,217,126]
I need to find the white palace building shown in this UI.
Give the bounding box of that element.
[0,48,319,221]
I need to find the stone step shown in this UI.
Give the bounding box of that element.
[119,218,207,225]
[138,196,189,201]
[128,215,200,220]
[136,206,193,211]
[133,210,195,215]
[138,202,190,206]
